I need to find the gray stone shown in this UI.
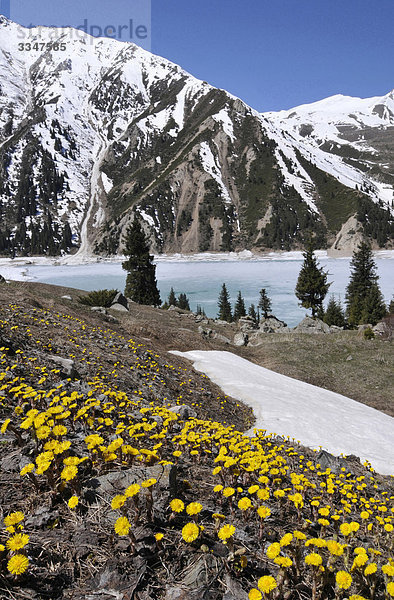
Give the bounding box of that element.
[168,404,197,420]
[0,449,30,473]
[215,319,229,326]
[214,333,231,344]
[111,292,128,308]
[61,295,72,300]
[47,355,79,378]
[109,303,128,312]
[223,574,249,600]
[238,316,256,332]
[233,332,248,346]
[315,449,349,474]
[0,274,5,283]
[259,316,288,333]
[91,306,106,314]
[86,463,176,498]
[293,316,331,334]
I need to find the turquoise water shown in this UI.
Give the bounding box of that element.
[15,256,393,327]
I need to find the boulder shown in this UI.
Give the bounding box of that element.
[61,295,72,300]
[168,404,197,420]
[0,274,6,283]
[110,303,128,312]
[238,316,256,332]
[91,306,106,314]
[111,292,128,309]
[292,317,331,334]
[233,332,248,346]
[47,355,79,378]
[259,316,288,333]
[214,333,231,344]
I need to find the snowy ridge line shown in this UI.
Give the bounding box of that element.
[171,350,394,476]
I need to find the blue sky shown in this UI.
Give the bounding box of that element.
[3,0,394,111]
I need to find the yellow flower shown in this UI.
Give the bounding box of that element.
[125,483,140,498]
[141,478,157,488]
[248,485,259,494]
[181,522,199,543]
[336,571,352,589]
[186,502,202,516]
[248,589,262,600]
[114,516,131,536]
[223,487,235,498]
[257,506,271,519]
[4,512,24,527]
[257,575,277,594]
[364,563,377,576]
[352,554,368,569]
[382,564,394,577]
[1,418,10,433]
[305,553,323,567]
[387,582,394,597]
[213,485,223,493]
[360,511,370,520]
[155,533,164,541]
[111,495,126,510]
[6,533,29,551]
[305,538,326,548]
[60,465,78,481]
[238,497,252,511]
[293,530,306,540]
[7,554,29,575]
[0,544,5,552]
[349,596,369,600]
[326,540,345,556]
[170,499,184,513]
[280,533,293,546]
[256,488,270,501]
[20,463,35,476]
[218,524,235,542]
[68,496,79,509]
[275,556,293,568]
[266,543,281,559]
[340,522,352,536]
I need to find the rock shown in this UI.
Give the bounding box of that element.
[91,306,107,314]
[109,303,128,312]
[165,555,220,599]
[111,292,128,309]
[198,326,212,337]
[292,317,331,334]
[168,306,188,314]
[373,321,387,336]
[214,333,231,344]
[259,316,288,333]
[215,319,229,326]
[47,355,79,379]
[330,325,344,331]
[223,574,249,600]
[233,332,248,346]
[0,450,30,473]
[0,274,6,283]
[168,404,197,420]
[315,449,349,474]
[238,316,256,332]
[346,355,353,361]
[61,295,72,300]
[195,314,205,323]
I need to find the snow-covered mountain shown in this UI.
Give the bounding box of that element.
[0,17,393,257]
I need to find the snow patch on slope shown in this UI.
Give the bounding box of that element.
[200,141,232,203]
[172,350,394,476]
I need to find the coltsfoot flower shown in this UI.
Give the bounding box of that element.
[181,522,199,543]
[7,554,29,575]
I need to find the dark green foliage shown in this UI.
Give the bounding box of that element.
[196,305,207,317]
[295,242,331,317]
[78,289,118,308]
[363,327,375,340]
[345,243,386,326]
[248,303,258,326]
[122,219,161,306]
[324,296,346,328]
[389,297,394,314]
[233,291,246,321]
[177,293,190,311]
[357,198,394,247]
[258,288,272,318]
[217,283,232,322]
[168,287,177,307]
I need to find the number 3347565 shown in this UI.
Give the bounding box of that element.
[18,42,67,51]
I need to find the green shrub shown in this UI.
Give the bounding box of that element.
[363,326,375,340]
[78,289,119,308]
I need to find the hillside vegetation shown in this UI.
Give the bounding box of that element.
[0,282,393,600]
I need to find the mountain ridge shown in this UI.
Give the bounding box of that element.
[0,17,393,257]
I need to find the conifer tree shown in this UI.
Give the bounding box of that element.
[177,293,190,311]
[258,288,272,318]
[167,287,177,307]
[122,218,161,306]
[345,242,386,326]
[295,241,330,317]
[323,295,346,327]
[248,303,258,326]
[233,291,246,321]
[217,283,232,322]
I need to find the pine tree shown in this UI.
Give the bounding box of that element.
[324,295,346,327]
[167,287,177,307]
[217,283,232,322]
[345,242,386,326]
[233,291,246,321]
[177,293,190,311]
[122,219,161,306]
[258,288,272,318]
[248,303,258,327]
[295,241,331,317]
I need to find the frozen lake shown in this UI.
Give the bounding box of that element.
[1,251,392,327]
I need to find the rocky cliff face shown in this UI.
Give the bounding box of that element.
[0,17,393,256]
